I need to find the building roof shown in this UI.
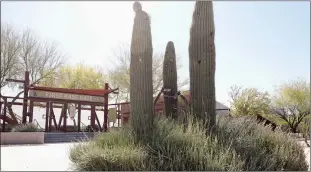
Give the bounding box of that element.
[155,90,229,110]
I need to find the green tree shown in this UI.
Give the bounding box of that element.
[271,79,310,133]
[40,64,106,89]
[229,85,271,116]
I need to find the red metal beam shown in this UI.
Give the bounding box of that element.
[22,71,30,124]
[29,86,118,97]
[103,83,109,132]
[90,105,95,131]
[63,104,68,132]
[45,101,50,132]
[94,111,102,131]
[2,98,7,131]
[5,79,25,83]
[51,107,58,130]
[58,107,64,130]
[29,101,34,122]
[78,104,81,132]
[49,102,53,132]
[0,101,105,111]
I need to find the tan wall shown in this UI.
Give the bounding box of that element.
[0,132,44,145]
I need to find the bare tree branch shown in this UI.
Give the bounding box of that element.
[107,43,188,102]
[0,23,22,89]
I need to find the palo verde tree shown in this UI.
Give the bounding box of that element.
[189,1,216,131]
[130,1,154,141]
[271,78,310,133]
[40,64,106,89]
[228,85,271,116]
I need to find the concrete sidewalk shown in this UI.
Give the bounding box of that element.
[1,143,75,171]
[1,141,310,171]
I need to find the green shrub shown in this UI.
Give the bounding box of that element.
[70,116,243,171]
[145,117,243,171]
[69,115,308,171]
[216,116,308,171]
[11,123,38,132]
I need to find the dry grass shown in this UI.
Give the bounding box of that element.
[69,115,308,171]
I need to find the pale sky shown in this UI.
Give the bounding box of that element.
[1,1,310,107]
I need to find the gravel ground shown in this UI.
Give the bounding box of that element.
[1,141,310,171]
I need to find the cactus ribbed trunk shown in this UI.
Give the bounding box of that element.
[189,1,216,131]
[130,1,154,141]
[163,41,178,119]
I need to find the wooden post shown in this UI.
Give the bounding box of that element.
[63,103,68,132]
[45,101,50,132]
[28,100,34,122]
[49,102,53,132]
[90,105,95,131]
[2,98,7,131]
[22,71,29,124]
[78,104,81,132]
[103,83,109,132]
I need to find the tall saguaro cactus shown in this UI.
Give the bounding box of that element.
[189,1,216,131]
[163,41,178,119]
[130,1,154,141]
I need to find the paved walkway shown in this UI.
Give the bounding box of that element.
[1,143,75,171]
[1,141,310,171]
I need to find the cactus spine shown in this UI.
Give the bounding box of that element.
[163,41,178,119]
[189,1,216,131]
[130,1,154,141]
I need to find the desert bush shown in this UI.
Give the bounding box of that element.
[70,116,243,171]
[145,117,243,171]
[70,115,308,171]
[216,116,308,171]
[11,123,38,132]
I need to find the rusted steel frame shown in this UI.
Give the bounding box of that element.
[0,100,2,116]
[58,106,64,130]
[49,102,54,132]
[2,98,7,131]
[63,103,68,132]
[117,104,121,127]
[45,101,50,132]
[1,96,105,106]
[94,110,102,131]
[28,100,34,122]
[0,101,105,111]
[22,71,30,123]
[5,79,25,83]
[108,102,130,106]
[29,86,119,97]
[103,83,109,132]
[90,105,96,131]
[50,106,58,131]
[78,104,81,132]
